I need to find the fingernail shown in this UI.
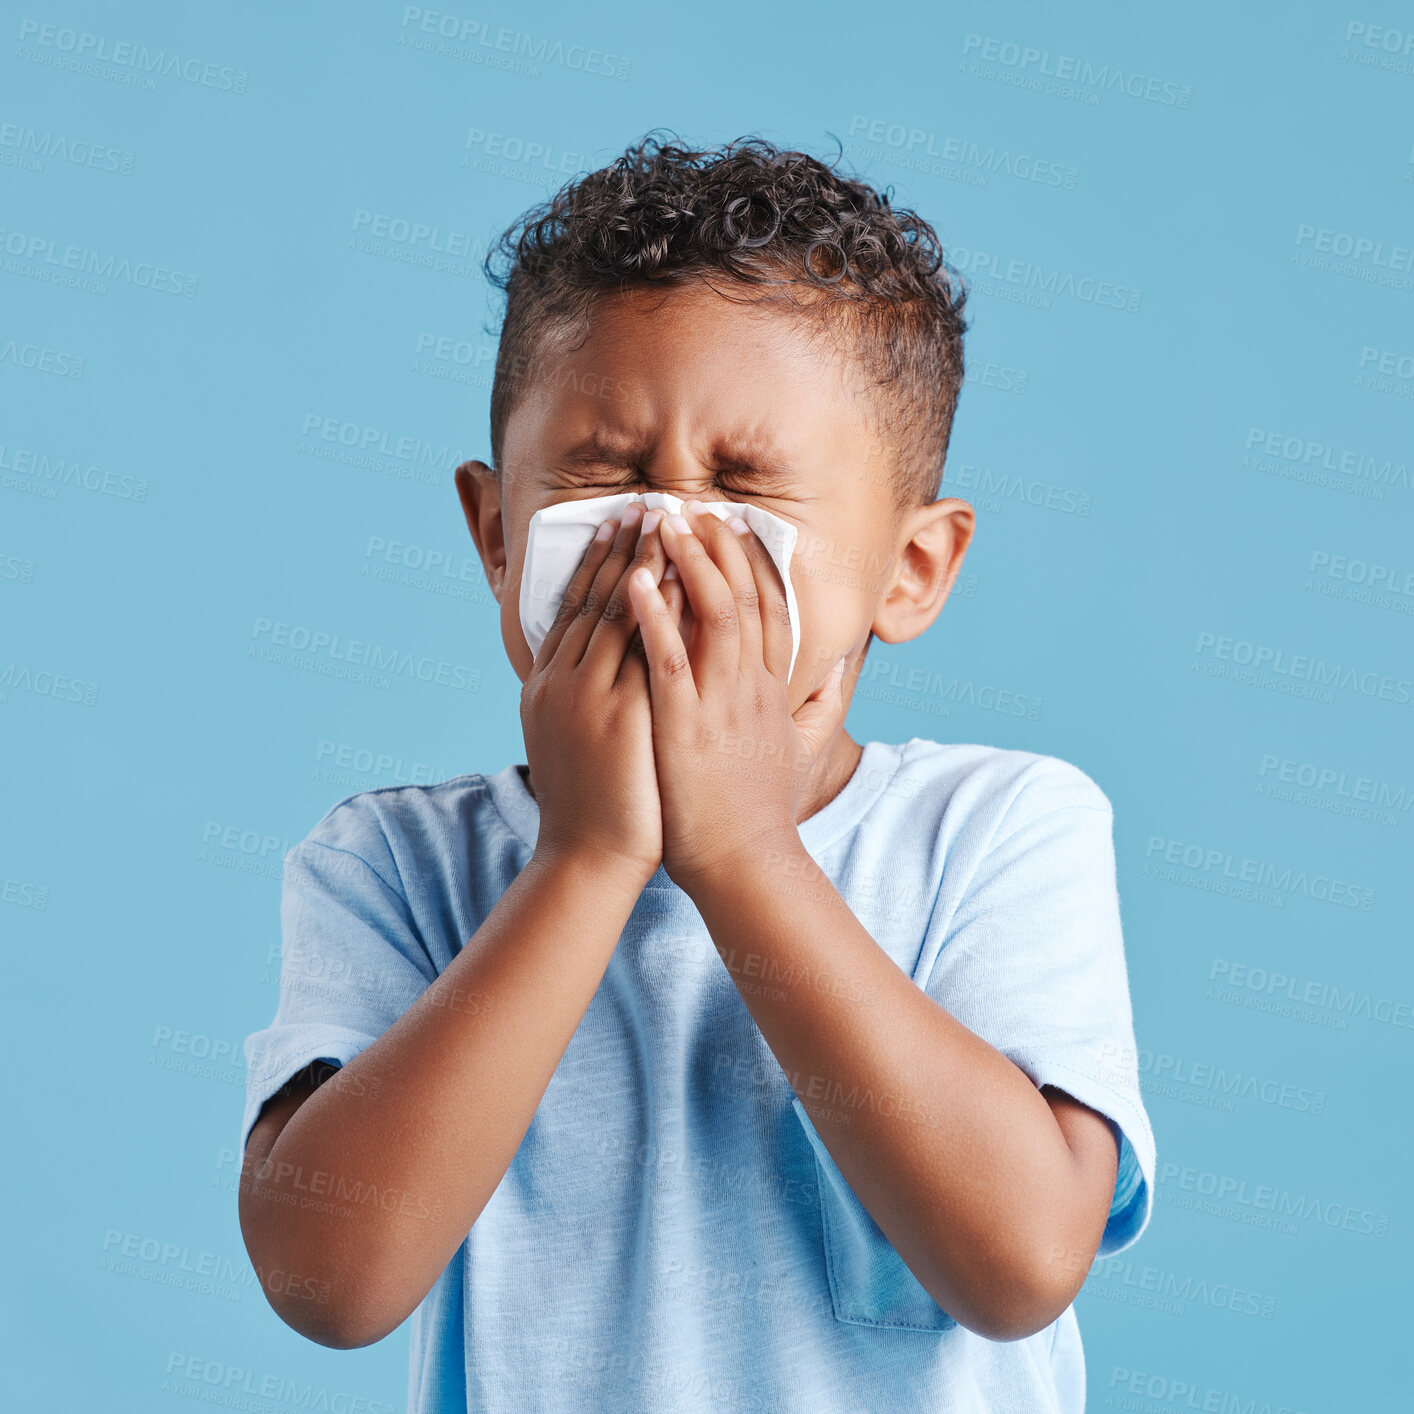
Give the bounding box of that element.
[727,516,751,536]
[686,500,706,516]
[662,562,679,581]
[639,509,661,536]
[667,512,691,534]
[594,519,617,541]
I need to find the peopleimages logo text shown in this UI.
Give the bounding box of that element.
[1295,224,1413,272]
[945,246,1140,311]
[250,618,481,692]
[1194,632,1413,706]
[15,19,249,91]
[0,226,198,296]
[960,34,1191,106]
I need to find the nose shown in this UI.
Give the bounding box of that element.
[639,479,726,507]
[632,437,732,506]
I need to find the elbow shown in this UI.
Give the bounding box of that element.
[239,1210,402,1350]
[958,1290,1072,1344]
[258,1267,404,1350]
[956,1202,1101,1342]
[922,1243,1086,1344]
[272,1298,399,1351]
[947,1278,1076,1343]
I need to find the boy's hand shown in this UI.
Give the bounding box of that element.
[626,502,848,895]
[520,502,680,886]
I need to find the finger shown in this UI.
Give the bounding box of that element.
[622,557,687,674]
[614,626,652,712]
[582,509,673,680]
[793,651,849,741]
[719,512,792,682]
[626,564,698,712]
[554,502,648,671]
[685,504,768,678]
[532,508,625,671]
[661,562,688,633]
[658,504,739,686]
[640,562,692,668]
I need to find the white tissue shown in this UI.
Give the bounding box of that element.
[519,492,801,678]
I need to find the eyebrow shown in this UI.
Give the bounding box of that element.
[558,430,804,490]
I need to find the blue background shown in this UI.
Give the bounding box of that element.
[4,1,1411,1408]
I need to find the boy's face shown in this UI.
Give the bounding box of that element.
[457,281,974,713]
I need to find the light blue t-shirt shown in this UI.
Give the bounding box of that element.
[242,737,1156,1414]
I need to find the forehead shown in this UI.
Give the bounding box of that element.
[503,282,877,466]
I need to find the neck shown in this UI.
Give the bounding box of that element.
[795,729,864,825]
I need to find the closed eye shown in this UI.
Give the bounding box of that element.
[552,437,803,500]
[708,458,799,498]
[553,467,774,497]
[710,473,764,496]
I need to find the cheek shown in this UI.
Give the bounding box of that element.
[501,562,534,680]
[790,567,870,666]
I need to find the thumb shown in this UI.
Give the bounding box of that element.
[792,653,848,750]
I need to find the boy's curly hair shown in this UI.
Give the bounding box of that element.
[482,130,968,512]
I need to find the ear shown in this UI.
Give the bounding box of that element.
[872,497,976,646]
[455,460,507,603]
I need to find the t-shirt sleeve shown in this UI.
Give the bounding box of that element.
[918,762,1156,1257]
[239,803,438,1156]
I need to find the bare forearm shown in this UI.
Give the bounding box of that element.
[685,838,1099,1340]
[239,845,647,1346]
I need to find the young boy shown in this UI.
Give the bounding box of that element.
[239,133,1155,1414]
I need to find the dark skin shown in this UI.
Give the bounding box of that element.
[240,281,1118,1347]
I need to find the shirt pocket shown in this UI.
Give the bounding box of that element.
[791,1096,958,1332]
